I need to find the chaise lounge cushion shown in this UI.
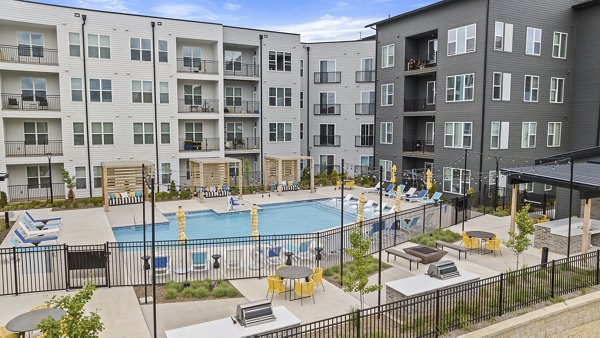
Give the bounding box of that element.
[135,191,143,198]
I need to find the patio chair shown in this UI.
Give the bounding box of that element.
[462,237,479,251]
[330,194,353,203]
[385,184,405,198]
[266,275,286,300]
[365,182,381,194]
[191,251,208,272]
[400,216,421,230]
[293,279,315,306]
[401,188,417,200]
[485,239,502,256]
[0,325,18,338]
[25,211,62,226]
[225,248,243,269]
[372,203,388,214]
[153,256,170,276]
[461,231,470,244]
[312,267,325,291]
[266,246,284,266]
[13,230,58,246]
[381,183,394,196]
[367,222,382,239]
[420,192,442,204]
[291,241,314,261]
[406,190,429,203]
[18,222,59,237]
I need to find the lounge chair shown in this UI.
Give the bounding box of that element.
[153,256,170,276]
[381,183,394,196]
[25,211,61,225]
[266,246,284,266]
[372,203,388,213]
[420,192,442,204]
[290,241,314,261]
[401,188,417,200]
[13,229,58,246]
[330,194,353,203]
[18,221,59,237]
[367,222,382,239]
[400,216,421,230]
[191,251,208,272]
[225,248,243,269]
[385,184,405,198]
[406,189,428,202]
[365,182,381,194]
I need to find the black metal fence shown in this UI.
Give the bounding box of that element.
[178,138,220,152]
[355,71,375,83]
[176,58,219,74]
[223,101,260,114]
[177,99,219,113]
[223,63,259,77]
[7,183,65,202]
[0,44,59,65]
[314,72,341,83]
[404,98,435,112]
[224,137,260,151]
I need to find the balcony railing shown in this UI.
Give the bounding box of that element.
[405,53,437,71]
[404,98,436,112]
[313,104,341,115]
[178,99,219,113]
[313,135,341,147]
[355,135,374,147]
[0,44,59,65]
[5,140,63,156]
[314,164,341,176]
[224,63,259,77]
[314,72,341,84]
[179,138,220,152]
[176,58,219,74]
[355,71,375,83]
[1,94,61,111]
[224,101,260,114]
[8,183,65,202]
[224,137,260,150]
[403,139,435,154]
[355,103,375,115]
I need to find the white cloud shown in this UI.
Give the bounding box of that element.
[270,14,377,42]
[151,2,241,22]
[76,0,131,12]
[223,2,241,11]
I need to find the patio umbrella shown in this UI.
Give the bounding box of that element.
[250,204,259,240]
[391,164,397,184]
[426,169,432,190]
[356,193,366,222]
[394,185,402,213]
[176,206,187,241]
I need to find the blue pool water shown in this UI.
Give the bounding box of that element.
[112,200,382,242]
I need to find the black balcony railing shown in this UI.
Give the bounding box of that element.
[313,164,341,176]
[179,138,220,151]
[224,101,260,114]
[355,70,375,83]
[405,52,437,71]
[7,183,65,202]
[223,63,259,77]
[404,98,436,112]
[314,71,341,83]
[177,99,219,113]
[313,135,341,147]
[355,135,374,147]
[313,103,341,115]
[176,58,219,74]
[224,137,260,150]
[5,140,63,156]
[0,44,59,65]
[1,94,61,111]
[355,103,375,115]
[403,139,434,154]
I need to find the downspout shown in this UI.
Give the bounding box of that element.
[370,25,378,170]
[478,0,491,193]
[259,34,264,183]
[306,46,310,156]
[151,21,160,191]
[81,14,93,198]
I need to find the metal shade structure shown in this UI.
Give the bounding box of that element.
[263,155,315,195]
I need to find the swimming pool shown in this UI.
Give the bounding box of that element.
[112,199,388,242]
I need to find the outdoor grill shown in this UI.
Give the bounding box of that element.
[235,300,276,327]
[427,260,460,280]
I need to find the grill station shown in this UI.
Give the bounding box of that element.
[427,260,461,280]
[235,300,276,327]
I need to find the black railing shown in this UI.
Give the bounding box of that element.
[353,165,375,176]
[7,183,65,203]
[1,94,61,111]
[355,103,375,115]
[355,70,375,83]
[224,63,259,77]
[313,164,341,176]
[405,52,437,71]
[177,99,219,113]
[224,137,260,150]
[355,135,374,147]
[313,135,341,147]
[314,72,341,83]
[403,139,434,154]
[224,101,260,114]
[404,98,435,112]
[176,58,219,74]
[0,44,59,65]
[5,140,63,156]
[179,138,220,151]
[313,104,341,115]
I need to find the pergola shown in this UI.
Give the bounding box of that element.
[102,161,153,211]
[263,155,315,195]
[189,157,242,202]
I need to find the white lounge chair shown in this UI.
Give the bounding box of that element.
[401,188,417,200]
[18,221,60,237]
[365,182,381,194]
[225,248,243,269]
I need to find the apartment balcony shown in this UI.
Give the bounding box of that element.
[314,72,341,84]
[313,104,341,116]
[224,101,260,115]
[313,135,341,147]
[179,138,220,152]
[177,99,219,113]
[355,135,374,147]
[224,137,260,151]
[5,140,63,157]
[403,139,434,158]
[223,63,259,78]
[355,103,375,115]
[7,183,65,202]
[176,58,219,74]
[404,98,435,113]
[355,71,375,83]
[0,44,58,65]
[314,164,340,176]
[405,53,437,76]
[1,94,60,111]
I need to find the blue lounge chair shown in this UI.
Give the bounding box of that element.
[406,190,429,202]
[420,192,443,204]
[13,229,58,246]
[191,251,208,272]
[266,246,283,265]
[381,183,394,196]
[400,216,421,230]
[25,211,61,225]
[368,222,382,238]
[154,256,170,276]
[386,184,405,198]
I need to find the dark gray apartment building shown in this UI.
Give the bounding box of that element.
[369,0,600,196]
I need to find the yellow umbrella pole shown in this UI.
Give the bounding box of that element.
[176,206,187,241]
[426,169,432,190]
[356,193,366,222]
[394,186,402,213]
[391,164,397,184]
[250,204,259,240]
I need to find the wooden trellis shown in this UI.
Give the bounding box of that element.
[101,161,153,211]
[189,157,243,202]
[263,155,315,195]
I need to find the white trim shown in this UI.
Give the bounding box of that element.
[381,44,395,68]
[380,83,394,106]
[490,121,500,149]
[521,122,537,148]
[446,74,474,102]
[547,122,562,147]
[523,75,539,102]
[550,77,564,104]
[379,122,393,144]
[526,27,542,56]
[552,31,568,59]
[447,23,476,56]
[444,122,472,149]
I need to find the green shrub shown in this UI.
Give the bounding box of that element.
[301,167,310,182]
[330,169,340,183]
[190,287,210,298]
[179,189,192,200]
[411,229,461,248]
[190,280,211,290]
[164,289,178,300]
[155,192,173,201]
[165,280,184,292]
[180,287,196,298]
[212,284,239,298]
[0,191,7,208]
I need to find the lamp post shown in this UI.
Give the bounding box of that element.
[339,159,345,286]
[494,156,501,210]
[46,153,53,203]
[145,170,157,338]
[377,165,383,309]
[141,164,148,304]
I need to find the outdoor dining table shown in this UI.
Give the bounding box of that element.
[276,266,313,301]
[466,231,496,254]
[6,308,66,338]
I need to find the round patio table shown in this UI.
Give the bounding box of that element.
[466,231,496,254]
[6,308,66,338]
[276,266,313,301]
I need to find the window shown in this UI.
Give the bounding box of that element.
[75,166,86,189]
[69,32,80,57]
[447,24,476,56]
[521,122,537,148]
[224,50,242,71]
[132,80,153,103]
[494,22,513,52]
[300,59,304,77]
[71,78,83,102]
[26,165,49,188]
[492,72,511,101]
[89,79,112,102]
[547,122,561,147]
[446,74,474,102]
[185,122,203,141]
[226,122,243,141]
[268,87,292,107]
[526,27,542,56]
[24,122,48,145]
[426,81,436,105]
[380,122,393,144]
[444,122,472,148]
[318,92,336,114]
[380,160,392,181]
[268,123,292,142]
[21,77,46,101]
[268,51,291,71]
[133,123,154,144]
[225,87,242,107]
[524,75,539,102]
[130,38,151,61]
[91,122,114,145]
[182,46,201,68]
[519,182,534,193]
[318,124,336,146]
[159,82,169,103]
[443,167,471,194]
[300,91,304,109]
[360,124,374,146]
[160,122,170,144]
[380,83,394,106]
[73,122,85,146]
[88,34,110,59]
[18,32,44,57]
[545,184,553,192]
[425,122,435,145]
[360,155,374,168]
[183,84,202,105]
[552,32,567,59]
[158,40,168,62]
[161,163,171,185]
[490,122,500,149]
[300,122,304,139]
[550,77,564,103]
[382,44,394,68]
[93,166,102,188]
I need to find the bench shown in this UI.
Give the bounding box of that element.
[385,248,421,271]
[434,240,469,260]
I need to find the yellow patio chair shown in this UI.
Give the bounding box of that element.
[294,279,315,306]
[461,231,470,245]
[30,304,49,311]
[0,326,17,338]
[485,239,502,256]
[266,275,286,300]
[336,181,342,189]
[312,267,325,291]
[462,236,479,251]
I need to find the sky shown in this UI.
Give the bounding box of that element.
[32,0,438,42]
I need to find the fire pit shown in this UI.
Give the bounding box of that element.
[403,245,447,264]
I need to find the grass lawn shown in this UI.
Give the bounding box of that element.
[323,256,392,287]
[410,229,461,247]
[133,280,243,304]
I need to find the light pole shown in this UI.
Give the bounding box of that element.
[46,153,53,203]
[494,156,501,210]
[339,159,345,286]
[145,170,157,338]
[377,165,383,309]
[141,164,148,304]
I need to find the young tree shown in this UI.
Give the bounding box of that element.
[342,226,382,309]
[61,167,76,201]
[504,204,535,269]
[169,180,177,197]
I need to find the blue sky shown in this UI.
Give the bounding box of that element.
[32,0,437,41]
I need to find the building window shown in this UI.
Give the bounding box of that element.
[380,160,392,181]
[495,121,515,150]
[360,155,374,169]
[526,27,542,56]
[73,122,85,146]
[133,123,154,144]
[360,124,374,146]
[545,184,553,192]
[552,32,567,59]
[18,32,44,57]
[300,59,304,77]
[225,122,243,142]
[300,122,304,139]
[443,167,471,194]
[425,122,435,145]
[161,122,170,144]
[444,122,472,149]
[447,24,476,56]
[446,74,474,102]
[494,22,513,52]
[519,182,534,193]
[71,78,83,102]
[547,122,561,147]
[269,123,292,142]
[268,51,291,71]
[268,87,292,107]
[89,79,112,102]
[91,122,114,145]
[161,163,171,185]
[132,80,153,103]
[490,121,500,149]
[88,34,110,59]
[182,46,201,68]
[225,87,242,107]
[158,40,168,62]
[524,75,539,102]
[21,77,46,101]
[380,83,394,106]
[69,32,80,57]
[550,77,564,103]
[521,122,537,148]
[24,122,48,145]
[224,50,242,71]
[159,82,169,103]
[492,72,511,101]
[300,91,304,109]
[93,166,102,188]
[382,44,394,68]
[75,166,87,189]
[380,122,393,144]
[130,38,151,61]
[27,165,49,188]
[185,123,203,141]
[183,84,202,105]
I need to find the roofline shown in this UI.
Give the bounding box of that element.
[573,0,600,10]
[222,25,300,36]
[301,38,376,45]
[535,146,600,165]
[366,0,461,28]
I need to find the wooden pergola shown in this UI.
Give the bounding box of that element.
[263,155,314,196]
[189,157,242,202]
[102,161,153,211]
